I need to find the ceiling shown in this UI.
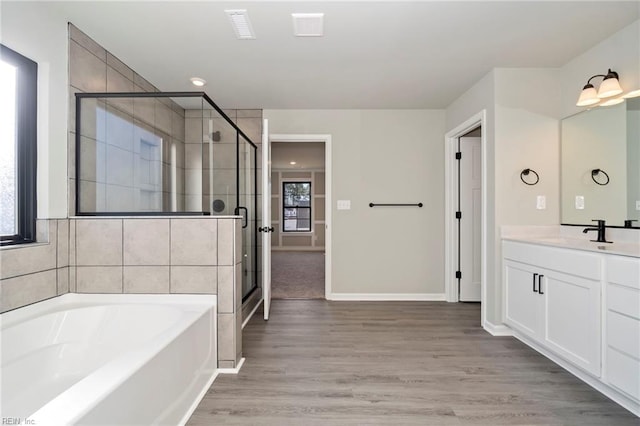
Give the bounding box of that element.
[271,142,325,170]
[50,1,639,109]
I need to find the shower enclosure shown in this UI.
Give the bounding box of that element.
[75,92,258,300]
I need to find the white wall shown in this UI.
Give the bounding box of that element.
[1,2,69,218]
[264,109,446,296]
[445,68,562,325]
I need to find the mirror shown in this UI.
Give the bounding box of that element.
[561,97,640,227]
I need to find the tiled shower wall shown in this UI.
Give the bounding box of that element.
[69,24,187,214]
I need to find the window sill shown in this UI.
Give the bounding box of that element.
[0,241,48,250]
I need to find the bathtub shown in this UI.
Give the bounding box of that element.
[1,293,217,425]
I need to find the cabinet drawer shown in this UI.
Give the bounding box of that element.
[503,241,601,280]
[607,347,640,400]
[608,284,640,320]
[606,256,640,290]
[607,311,640,359]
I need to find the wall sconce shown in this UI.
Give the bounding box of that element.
[576,68,640,107]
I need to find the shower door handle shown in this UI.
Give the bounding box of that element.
[234,206,248,228]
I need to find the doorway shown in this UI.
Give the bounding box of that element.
[457,127,481,302]
[444,111,488,327]
[266,135,332,301]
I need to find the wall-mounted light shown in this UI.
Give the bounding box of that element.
[576,68,640,107]
[576,69,622,106]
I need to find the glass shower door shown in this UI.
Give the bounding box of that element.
[237,133,257,300]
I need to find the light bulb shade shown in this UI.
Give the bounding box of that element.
[576,85,599,106]
[622,88,640,99]
[597,76,622,98]
[599,97,625,107]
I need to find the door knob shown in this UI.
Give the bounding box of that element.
[258,226,274,232]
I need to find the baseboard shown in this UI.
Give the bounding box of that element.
[328,293,446,301]
[218,357,245,375]
[483,320,513,336]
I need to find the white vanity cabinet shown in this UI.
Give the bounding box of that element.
[503,241,602,377]
[605,255,640,401]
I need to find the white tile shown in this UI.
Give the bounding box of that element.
[76,219,123,266]
[69,40,106,93]
[0,241,56,280]
[0,270,57,313]
[105,184,135,212]
[57,219,69,267]
[57,267,70,295]
[218,219,235,266]
[217,313,236,361]
[170,266,217,293]
[76,266,122,293]
[123,266,169,293]
[218,265,234,313]
[123,219,170,265]
[170,219,217,265]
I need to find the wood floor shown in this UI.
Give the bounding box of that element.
[188,300,638,425]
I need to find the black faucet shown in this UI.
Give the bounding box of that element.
[624,220,638,228]
[583,219,610,243]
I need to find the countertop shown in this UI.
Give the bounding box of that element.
[501,225,640,258]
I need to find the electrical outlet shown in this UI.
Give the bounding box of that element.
[536,195,546,210]
[575,196,585,210]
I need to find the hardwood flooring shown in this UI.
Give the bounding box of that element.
[187,300,638,425]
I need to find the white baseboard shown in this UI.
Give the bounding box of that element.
[328,293,446,301]
[218,357,245,375]
[483,320,513,336]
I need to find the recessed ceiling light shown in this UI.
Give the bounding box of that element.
[292,13,324,37]
[226,9,256,40]
[190,77,206,87]
[290,161,297,165]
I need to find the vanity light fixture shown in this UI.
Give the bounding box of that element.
[289,161,297,165]
[190,77,206,87]
[576,68,622,106]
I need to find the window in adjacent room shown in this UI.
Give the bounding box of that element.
[282,181,311,232]
[0,44,37,245]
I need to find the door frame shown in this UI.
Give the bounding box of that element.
[444,110,487,324]
[268,133,332,299]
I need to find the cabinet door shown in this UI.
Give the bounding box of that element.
[504,260,543,340]
[542,271,601,377]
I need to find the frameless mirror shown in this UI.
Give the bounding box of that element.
[561,97,640,227]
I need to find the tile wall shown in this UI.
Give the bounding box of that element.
[0,220,70,312]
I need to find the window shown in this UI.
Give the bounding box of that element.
[0,45,37,245]
[282,181,311,232]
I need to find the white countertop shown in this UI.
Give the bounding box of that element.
[501,225,640,258]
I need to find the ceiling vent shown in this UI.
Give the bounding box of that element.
[225,9,256,39]
[292,13,324,37]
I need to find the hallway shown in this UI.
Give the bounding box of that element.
[188,300,636,425]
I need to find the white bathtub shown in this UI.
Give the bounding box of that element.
[1,293,217,425]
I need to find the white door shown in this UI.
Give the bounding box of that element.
[459,136,481,301]
[261,119,272,320]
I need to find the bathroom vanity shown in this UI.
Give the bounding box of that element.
[502,227,640,416]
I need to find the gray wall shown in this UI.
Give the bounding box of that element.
[264,109,446,297]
